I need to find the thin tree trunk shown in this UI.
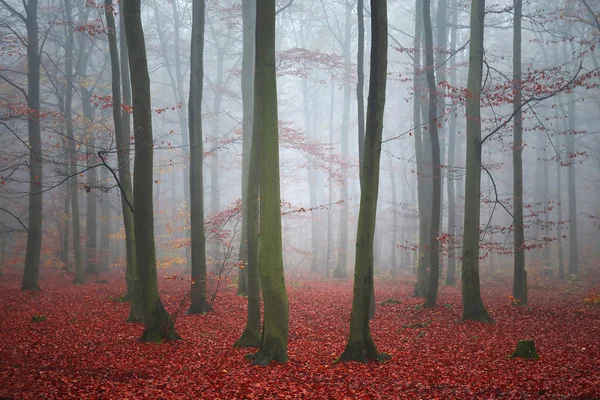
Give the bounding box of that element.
[338,0,389,363]
[566,90,579,276]
[512,0,527,305]
[64,0,85,285]
[237,0,256,296]
[21,0,42,291]
[445,0,457,286]
[234,7,261,341]
[461,0,492,322]
[123,0,179,341]
[83,88,97,275]
[98,166,110,271]
[187,0,211,315]
[423,0,441,309]
[413,0,429,297]
[249,0,289,365]
[333,0,352,279]
[117,4,140,320]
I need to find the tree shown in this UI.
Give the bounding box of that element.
[445,0,458,286]
[237,0,257,296]
[187,0,211,315]
[412,0,431,298]
[337,0,389,363]
[64,0,85,285]
[512,0,527,305]
[461,0,492,323]
[123,0,179,341]
[118,4,138,315]
[2,0,44,291]
[332,0,352,279]
[104,0,140,321]
[423,0,441,309]
[248,0,289,365]
[234,0,261,349]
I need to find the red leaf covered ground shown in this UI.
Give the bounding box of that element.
[1,270,599,399]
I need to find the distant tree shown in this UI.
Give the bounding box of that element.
[248,0,288,365]
[187,0,211,315]
[123,0,179,341]
[461,0,492,323]
[337,0,389,363]
[234,0,261,349]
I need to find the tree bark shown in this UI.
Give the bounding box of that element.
[338,0,389,363]
[123,0,179,341]
[237,0,256,296]
[423,0,441,309]
[187,0,211,315]
[21,0,42,291]
[412,0,429,297]
[445,0,458,286]
[332,0,352,279]
[512,0,527,305]
[461,0,492,323]
[249,0,289,365]
[117,4,141,321]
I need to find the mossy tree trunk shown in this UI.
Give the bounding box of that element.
[187,0,211,315]
[21,0,42,291]
[249,0,289,365]
[234,26,261,344]
[423,0,441,309]
[123,0,179,341]
[512,0,527,305]
[461,0,492,323]
[237,0,256,296]
[338,0,389,363]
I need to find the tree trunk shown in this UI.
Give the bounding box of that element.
[445,0,458,286]
[21,0,42,291]
[63,0,85,286]
[106,1,140,321]
[357,0,365,178]
[98,166,110,272]
[338,0,388,363]
[249,0,289,365]
[413,0,429,297]
[333,0,352,279]
[556,106,564,279]
[187,0,211,316]
[566,90,579,276]
[234,20,261,343]
[123,0,179,341]
[461,0,492,323]
[423,0,441,309]
[237,0,256,296]
[118,5,139,320]
[83,88,97,275]
[512,0,527,305]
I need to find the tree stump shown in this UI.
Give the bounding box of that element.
[510,340,540,359]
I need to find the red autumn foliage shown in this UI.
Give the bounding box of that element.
[0,270,598,398]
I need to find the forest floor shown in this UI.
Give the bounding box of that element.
[0,269,599,399]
